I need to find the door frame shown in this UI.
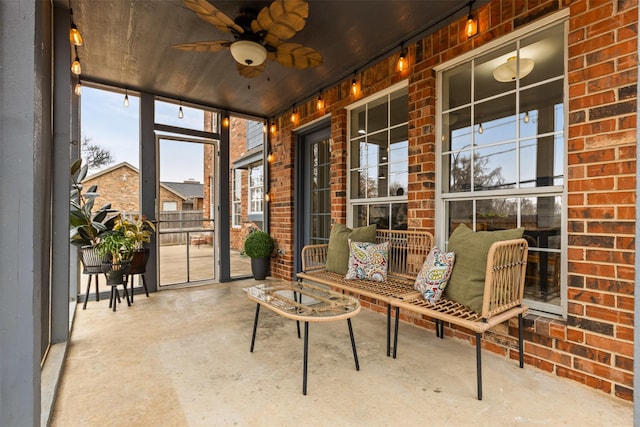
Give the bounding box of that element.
[155,133,219,288]
[293,119,331,277]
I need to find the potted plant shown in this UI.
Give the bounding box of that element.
[113,214,156,298]
[69,159,119,307]
[96,230,135,286]
[243,230,275,280]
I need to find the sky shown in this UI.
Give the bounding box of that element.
[81,86,206,183]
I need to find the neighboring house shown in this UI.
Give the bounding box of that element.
[82,162,204,213]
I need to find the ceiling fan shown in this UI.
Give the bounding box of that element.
[174,0,322,78]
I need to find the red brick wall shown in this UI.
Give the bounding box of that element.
[267,0,637,401]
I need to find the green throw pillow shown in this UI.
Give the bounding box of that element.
[325,223,377,275]
[444,223,524,313]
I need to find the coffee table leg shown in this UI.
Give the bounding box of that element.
[250,303,260,352]
[303,321,309,395]
[347,318,359,371]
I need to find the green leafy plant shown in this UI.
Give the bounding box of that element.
[113,214,156,250]
[69,158,117,247]
[243,230,275,259]
[95,231,135,265]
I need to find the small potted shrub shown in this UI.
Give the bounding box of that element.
[96,231,135,286]
[243,230,275,280]
[113,214,156,274]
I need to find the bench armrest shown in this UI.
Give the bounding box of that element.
[301,244,329,272]
[481,238,529,318]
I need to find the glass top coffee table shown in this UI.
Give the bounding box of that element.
[245,281,361,395]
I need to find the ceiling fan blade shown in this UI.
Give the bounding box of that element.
[252,0,309,44]
[172,40,231,52]
[182,0,243,34]
[236,62,266,78]
[270,43,322,69]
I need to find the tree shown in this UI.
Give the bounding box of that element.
[81,136,114,171]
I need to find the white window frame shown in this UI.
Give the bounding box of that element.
[435,11,569,317]
[232,169,242,228]
[346,81,409,228]
[248,163,263,216]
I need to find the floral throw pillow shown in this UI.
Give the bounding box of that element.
[414,246,455,304]
[345,240,390,282]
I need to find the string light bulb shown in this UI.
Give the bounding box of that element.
[178,102,184,119]
[290,108,298,123]
[69,9,83,46]
[523,111,530,123]
[478,123,484,134]
[264,192,272,202]
[316,95,325,111]
[270,121,277,134]
[74,82,82,96]
[123,89,129,108]
[351,78,358,96]
[71,56,81,75]
[465,1,478,38]
[222,116,230,127]
[267,152,275,163]
[397,48,408,72]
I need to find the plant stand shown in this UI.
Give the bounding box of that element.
[102,261,132,312]
[79,245,104,309]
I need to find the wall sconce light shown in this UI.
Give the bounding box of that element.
[74,81,82,96]
[123,89,129,108]
[222,116,230,127]
[69,9,83,46]
[316,94,325,111]
[270,121,277,134]
[493,56,535,82]
[465,1,478,38]
[178,101,184,119]
[397,47,408,72]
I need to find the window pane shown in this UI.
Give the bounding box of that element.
[474,43,517,101]
[369,204,389,229]
[391,203,408,230]
[520,80,564,135]
[390,91,408,126]
[445,108,472,151]
[476,198,518,231]
[389,169,407,196]
[475,94,517,146]
[520,23,565,86]
[350,170,367,199]
[389,127,407,161]
[368,97,388,133]
[350,106,366,138]
[442,62,471,110]
[447,200,473,237]
[450,150,472,192]
[352,205,368,228]
[475,143,517,191]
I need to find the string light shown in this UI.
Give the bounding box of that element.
[222,116,230,127]
[178,101,184,119]
[123,89,129,108]
[290,107,298,123]
[523,111,530,123]
[316,94,325,111]
[270,121,277,134]
[397,48,408,72]
[477,123,484,134]
[465,1,478,38]
[71,46,81,75]
[69,9,83,46]
[351,77,358,96]
[74,81,82,96]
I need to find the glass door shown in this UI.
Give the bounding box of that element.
[156,134,217,287]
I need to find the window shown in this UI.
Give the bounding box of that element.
[248,164,263,215]
[348,84,408,229]
[232,169,242,227]
[438,22,566,315]
[162,201,178,212]
[246,120,264,150]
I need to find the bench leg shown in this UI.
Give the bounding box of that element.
[475,332,482,400]
[386,304,391,357]
[393,306,400,359]
[303,321,309,395]
[250,303,260,352]
[518,313,524,368]
[347,318,359,371]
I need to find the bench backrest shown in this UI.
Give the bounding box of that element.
[482,238,529,318]
[376,229,433,281]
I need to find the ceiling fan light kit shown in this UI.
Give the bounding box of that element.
[176,0,322,78]
[230,40,267,66]
[493,56,535,82]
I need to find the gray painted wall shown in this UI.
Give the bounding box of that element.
[0,1,50,425]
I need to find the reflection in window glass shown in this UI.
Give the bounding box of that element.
[440,22,566,314]
[349,86,408,229]
[249,164,263,214]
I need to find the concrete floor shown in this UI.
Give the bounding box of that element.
[51,279,633,427]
